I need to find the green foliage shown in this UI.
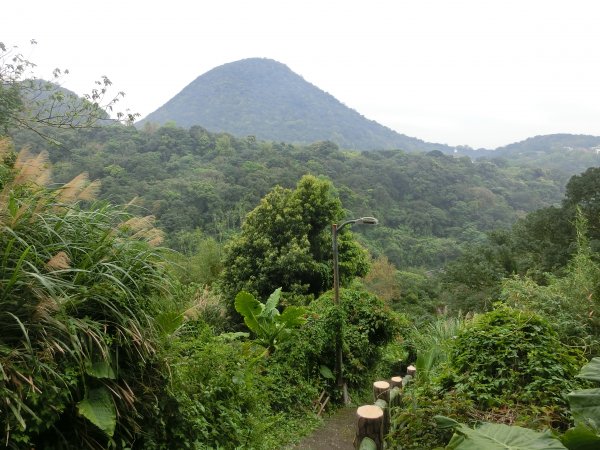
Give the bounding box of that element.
[219,174,369,315]
[309,288,402,388]
[435,416,567,449]
[155,322,274,450]
[501,213,600,353]
[562,357,600,448]
[440,230,518,313]
[439,305,585,418]
[1,41,137,139]
[165,229,223,286]
[432,358,600,450]
[76,387,117,438]
[0,148,173,448]
[138,58,451,152]
[409,317,465,384]
[11,121,577,278]
[234,288,307,353]
[388,388,474,450]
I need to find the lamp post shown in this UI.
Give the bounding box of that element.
[332,216,378,404]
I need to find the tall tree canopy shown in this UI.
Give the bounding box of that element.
[219,175,370,307]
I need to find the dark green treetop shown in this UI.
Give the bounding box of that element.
[219,174,370,309]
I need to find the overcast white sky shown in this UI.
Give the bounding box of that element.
[4,0,600,149]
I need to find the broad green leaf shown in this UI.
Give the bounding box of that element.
[568,388,600,427]
[434,416,566,449]
[234,291,263,335]
[77,387,116,437]
[262,287,281,318]
[277,305,307,327]
[85,361,116,380]
[319,365,335,380]
[577,358,600,383]
[562,423,600,450]
[435,416,460,429]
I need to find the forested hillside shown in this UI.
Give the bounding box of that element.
[13,123,571,269]
[138,58,452,152]
[6,42,600,450]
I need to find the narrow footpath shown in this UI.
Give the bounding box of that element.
[288,406,356,450]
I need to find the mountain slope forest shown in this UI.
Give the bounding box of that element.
[138,58,453,152]
[4,43,600,449]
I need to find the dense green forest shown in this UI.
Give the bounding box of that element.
[12,122,586,272]
[4,42,600,449]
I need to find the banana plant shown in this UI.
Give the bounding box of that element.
[234,288,306,355]
[562,357,600,449]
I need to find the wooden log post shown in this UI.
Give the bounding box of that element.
[406,365,417,377]
[389,376,402,407]
[389,376,403,388]
[355,405,384,450]
[373,381,390,403]
[373,381,391,435]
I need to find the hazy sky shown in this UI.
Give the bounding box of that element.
[4,0,600,148]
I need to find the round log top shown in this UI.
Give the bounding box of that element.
[391,376,402,383]
[373,381,390,390]
[357,405,384,419]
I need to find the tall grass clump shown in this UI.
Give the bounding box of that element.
[0,139,173,448]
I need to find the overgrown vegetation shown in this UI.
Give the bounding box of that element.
[6,41,600,450]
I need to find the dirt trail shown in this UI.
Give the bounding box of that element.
[288,406,356,450]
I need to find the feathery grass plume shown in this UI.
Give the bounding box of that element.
[119,214,164,245]
[0,157,173,447]
[56,172,89,203]
[32,295,59,321]
[0,137,13,160]
[76,179,101,201]
[46,251,71,270]
[13,149,51,186]
[123,196,141,211]
[121,214,155,233]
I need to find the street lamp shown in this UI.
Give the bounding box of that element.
[332,216,378,404]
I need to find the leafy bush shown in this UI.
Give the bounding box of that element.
[389,388,474,450]
[501,215,600,353]
[309,288,402,388]
[439,304,585,425]
[433,357,600,449]
[154,322,269,450]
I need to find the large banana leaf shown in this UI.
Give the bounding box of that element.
[435,416,566,449]
[77,387,116,437]
[576,357,600,383]
[85,361,116,380]
[562,423,600,450]
[234,291,263,335]
[567,388,600,427]
[262,287,281,319]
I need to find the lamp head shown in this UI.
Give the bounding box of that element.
[355,216,378,225]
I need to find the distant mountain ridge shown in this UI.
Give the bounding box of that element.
[138,58,453,152]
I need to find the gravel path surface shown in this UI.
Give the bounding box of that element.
[288,406,356,450]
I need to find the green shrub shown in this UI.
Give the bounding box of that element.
[154,322,269,449]
[439,304,585,426]
[388,387,474,450]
